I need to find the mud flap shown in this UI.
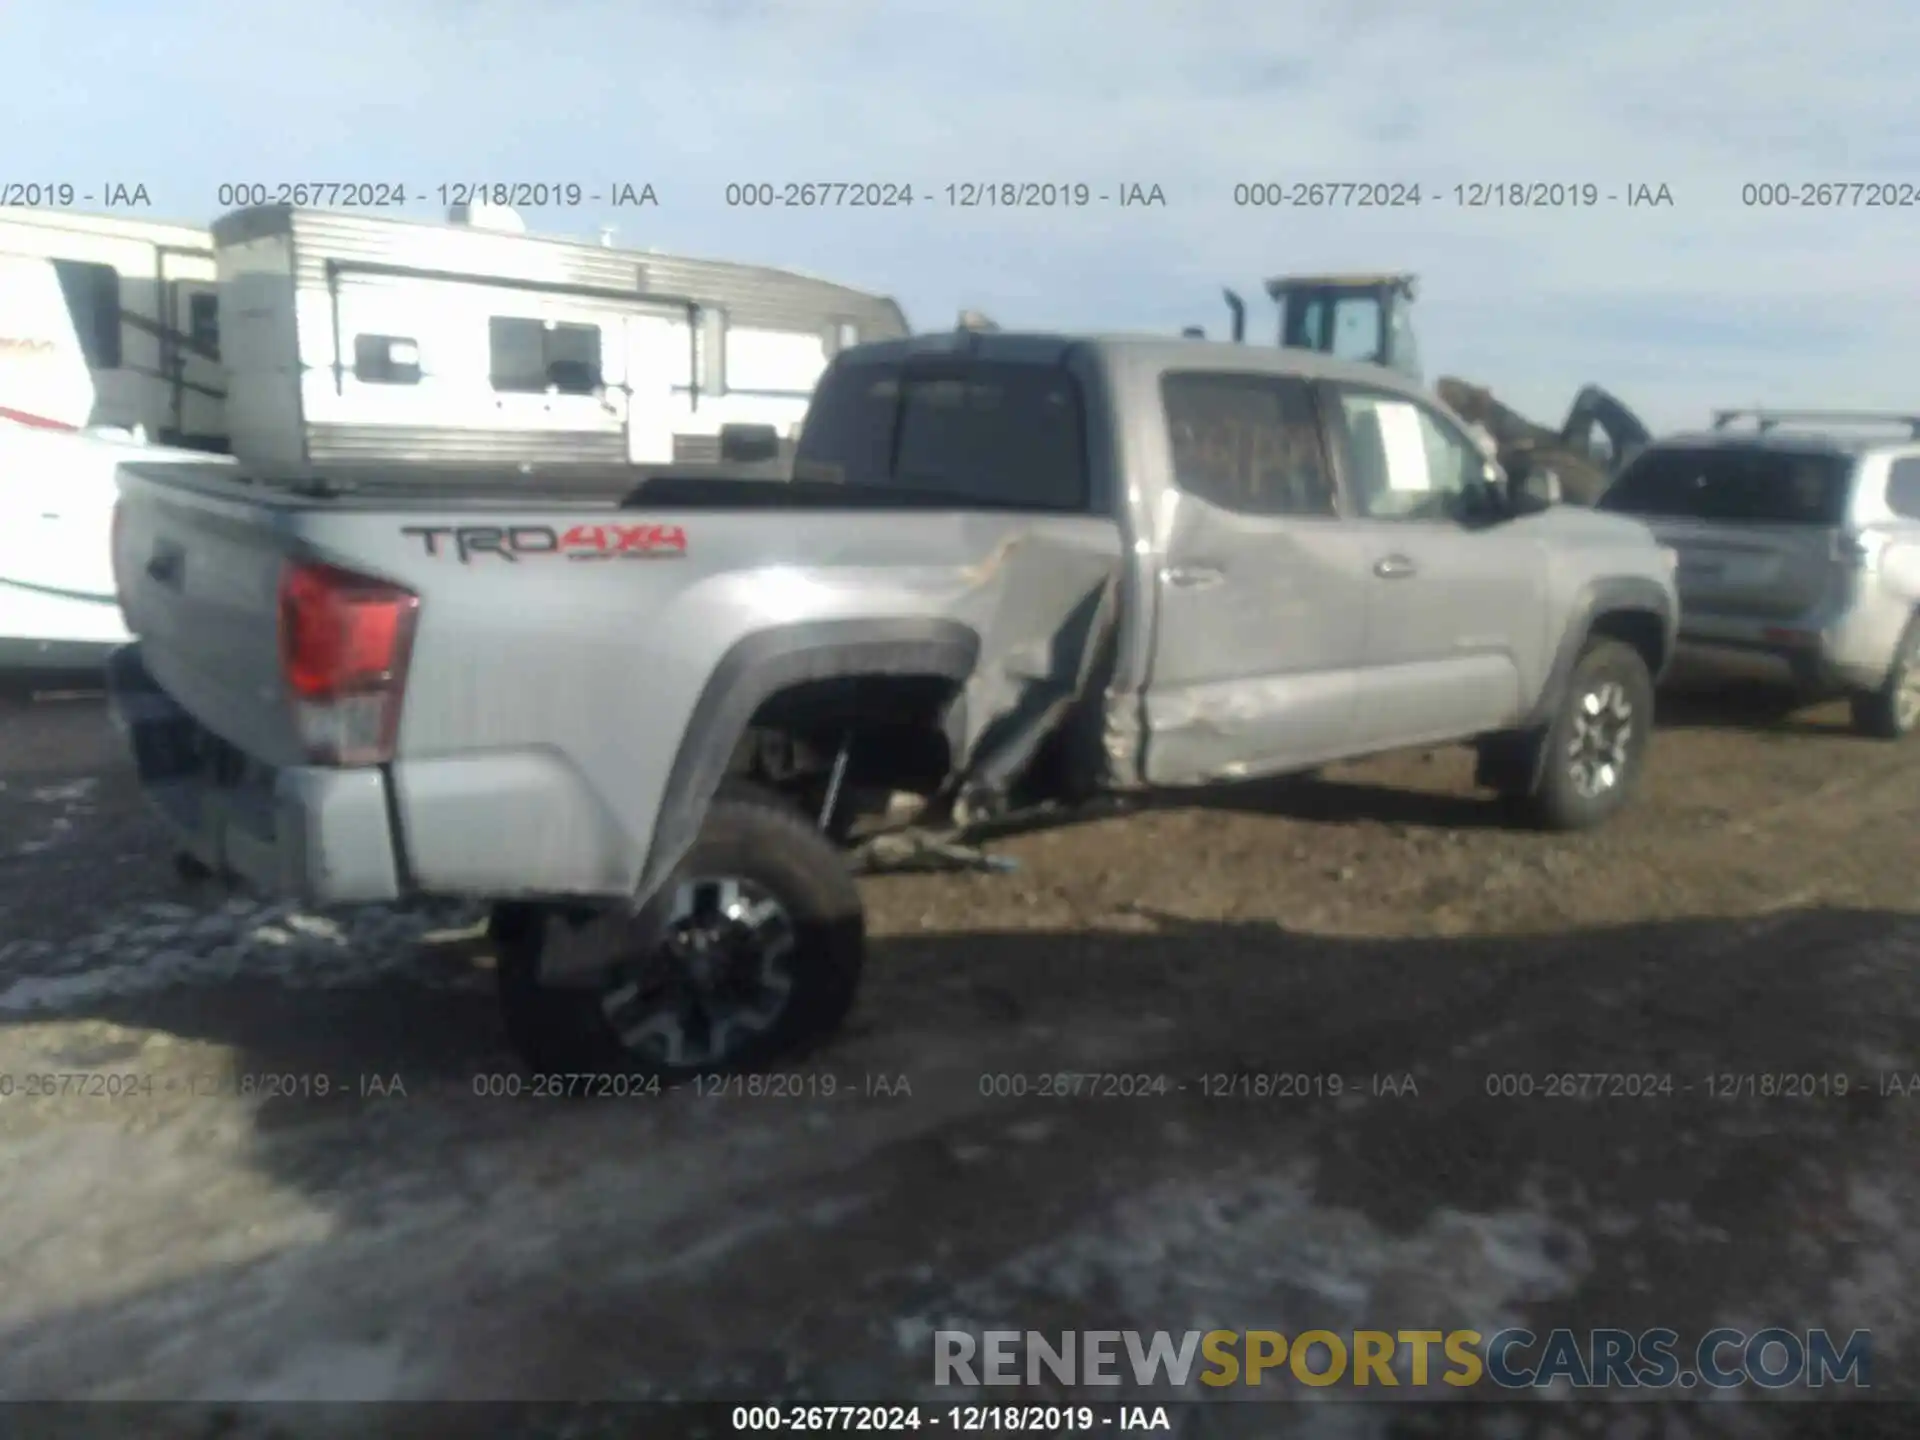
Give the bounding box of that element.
[1474,731,1544,796]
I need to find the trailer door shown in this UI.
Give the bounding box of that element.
[159,249,224,448]
[621,311,678,464]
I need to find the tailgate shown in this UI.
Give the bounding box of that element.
[1597,444,1855,620]
[113,464,308,767]
[1641,517,1844,620]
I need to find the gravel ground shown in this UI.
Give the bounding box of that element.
[0,680,1915,1438]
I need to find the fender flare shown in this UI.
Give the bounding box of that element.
[635,617,980,903]
[1521,576,1677,733]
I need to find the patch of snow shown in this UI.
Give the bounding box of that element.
[0,899,487,1014]
[226,1341,420,1402]
[895,1158,1590,1396]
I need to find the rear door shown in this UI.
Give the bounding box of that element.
[158,247,224,446]
[620,311,682,464]
[1596,445,1854,620]
[1140,370,1373,782]
[1320,381,1547,749]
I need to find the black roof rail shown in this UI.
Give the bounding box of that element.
[1711,408,1920,439]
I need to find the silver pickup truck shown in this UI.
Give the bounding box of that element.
[109,331,1678,1079]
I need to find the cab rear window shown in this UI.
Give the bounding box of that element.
[793,357,1088,511]
[1597,447,1854,524]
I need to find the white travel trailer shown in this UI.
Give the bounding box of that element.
[212,204,910,468]
[0,208,225,447]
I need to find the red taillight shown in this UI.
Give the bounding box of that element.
[277,560,419,764]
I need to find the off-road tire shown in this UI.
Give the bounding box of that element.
[1517,638,1655,832]
[494,784,865,1082]
[1849,618,1920,741]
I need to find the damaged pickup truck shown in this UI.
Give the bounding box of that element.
[108,331,1678,1080]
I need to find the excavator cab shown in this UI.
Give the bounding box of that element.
[1264,273,1423,383]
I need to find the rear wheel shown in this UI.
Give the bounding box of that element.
[1516,638,1654,831]
[1850,618,1920,741]
[494,785,865,1082]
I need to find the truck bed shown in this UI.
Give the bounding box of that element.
[110,456,1122,905]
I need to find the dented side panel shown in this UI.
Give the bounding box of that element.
[386,508,1123,899]
[1138,497,1374,785]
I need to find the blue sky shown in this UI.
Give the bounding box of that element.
[5,0,1917,432]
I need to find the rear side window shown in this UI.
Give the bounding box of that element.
[1888,458,1920,520]
[792,358,1087,510]
[1597,447,1855,524]
[1160,371,1335,517]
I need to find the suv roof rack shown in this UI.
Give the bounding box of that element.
[1711,408,1920,439]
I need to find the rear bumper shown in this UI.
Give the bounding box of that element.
[108,644,404,905]
[1676,595,1907,693]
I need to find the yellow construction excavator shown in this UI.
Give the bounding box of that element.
[1189,273,1650,504]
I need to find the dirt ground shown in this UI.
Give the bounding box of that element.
[0,677,1916,1438]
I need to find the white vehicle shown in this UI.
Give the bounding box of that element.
[213,204,910,469]
[0,418,234,669]
[0,248,232,668]
[0,208,225,448]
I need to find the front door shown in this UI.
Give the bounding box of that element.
[1141,370,1374,784]
[1320,381,1548,750]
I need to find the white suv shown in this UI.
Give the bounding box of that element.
[1596,410,1920,738]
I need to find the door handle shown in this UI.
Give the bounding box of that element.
[1163,564,1225,589]
[1373,555,1418,579]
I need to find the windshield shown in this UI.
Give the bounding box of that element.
[1596,446,1855,524]
[1282,293,1383,365]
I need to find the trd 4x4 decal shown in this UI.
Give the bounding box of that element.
[401,523,688,563]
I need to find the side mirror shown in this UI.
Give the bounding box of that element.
[1506,459,1562,511]
[719,423,781,464]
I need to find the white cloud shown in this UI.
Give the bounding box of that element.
[6,0,1917,430]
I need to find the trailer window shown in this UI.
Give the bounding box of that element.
[188,293,219,361]
[489,317,603,395]
[52,260,121,370]
[793,358,1087,511]
[354,334,421,385]
[1598,446,1855,524]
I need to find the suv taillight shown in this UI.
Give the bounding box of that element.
[277,559,419,766]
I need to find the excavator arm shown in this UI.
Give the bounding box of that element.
[1559,384,1650,470]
